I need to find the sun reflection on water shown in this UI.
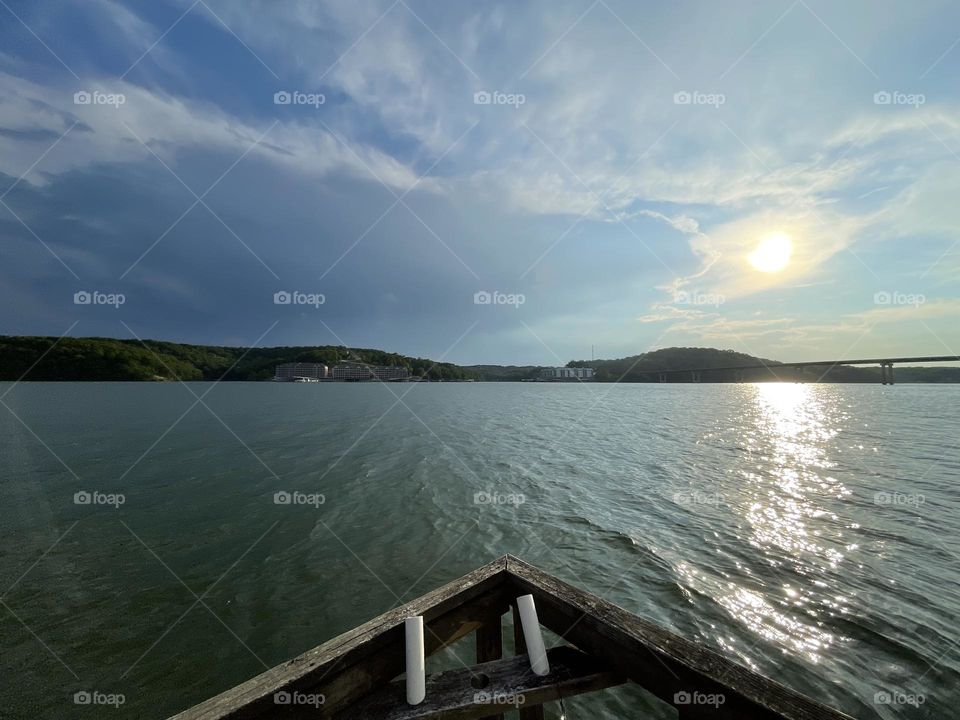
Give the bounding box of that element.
[703,384,854,665]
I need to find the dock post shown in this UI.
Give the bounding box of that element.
[404,616,425,705]
[512,601,546,720]
[476,610,504,720]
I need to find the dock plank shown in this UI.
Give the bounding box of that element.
[335,646,624,720]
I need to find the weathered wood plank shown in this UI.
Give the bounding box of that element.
[311,588,513,716]
[476,611,504,720]
[504,555,853,720]
[169,557,511,719]
[335,646,624,720]
[171,555,856,720]
[476,612,503,664]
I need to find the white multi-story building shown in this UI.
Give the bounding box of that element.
[539,367,594,381]
[331,364,411,382]
[275,363,328,381]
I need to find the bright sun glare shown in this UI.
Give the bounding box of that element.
[749,232,793,273]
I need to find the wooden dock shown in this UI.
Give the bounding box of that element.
[169,555,853,719]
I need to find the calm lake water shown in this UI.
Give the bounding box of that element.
[1,382,958,719]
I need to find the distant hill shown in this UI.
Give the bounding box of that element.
[568,347,960,383]
[2,338,957,383]
[468,347,960,383]
[0,336,475,382]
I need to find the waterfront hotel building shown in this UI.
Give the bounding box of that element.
[275,363,328,381]
[539,367,595,381]
[275,362,411,382]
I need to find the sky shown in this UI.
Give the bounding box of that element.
[1,0,959,366]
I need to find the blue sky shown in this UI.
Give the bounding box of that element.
[1,0,958,365]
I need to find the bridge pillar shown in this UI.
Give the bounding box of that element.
[795,365,804,383]
[659,372,666,383]
[881,362,894,385]
[691,370,701,383]
[737,370,744,383]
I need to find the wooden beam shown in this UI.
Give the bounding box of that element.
[169,557,512,719]
[476,611,504,720]
[335,646,624,720]
[504,555,853,720]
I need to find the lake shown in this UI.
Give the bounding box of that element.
[1,382,957,718]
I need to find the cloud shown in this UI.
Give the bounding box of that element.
[0,71,432,195]
[2,0,959,363]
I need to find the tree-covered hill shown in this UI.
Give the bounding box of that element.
[0,336,475,381]
[568,347,960,383]
[462,365,543,382]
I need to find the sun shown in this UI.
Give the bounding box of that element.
[749,232,793,273]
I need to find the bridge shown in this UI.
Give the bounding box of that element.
[649,355,960,385]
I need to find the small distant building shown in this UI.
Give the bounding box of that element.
[331,364,411,382]
[540,367,594,381]
[275,363,327,381]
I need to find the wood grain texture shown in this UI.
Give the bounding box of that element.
[168,554,855,720]
[335,646,623,720]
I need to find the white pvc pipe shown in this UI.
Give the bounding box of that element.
[405,616,425,704]
[516,594,550,676]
